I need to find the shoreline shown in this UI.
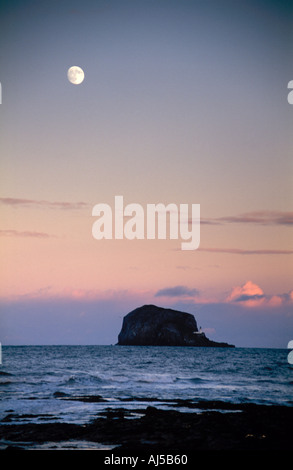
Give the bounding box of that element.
[1,400,292,452]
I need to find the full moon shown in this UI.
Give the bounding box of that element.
[67,66,85,85]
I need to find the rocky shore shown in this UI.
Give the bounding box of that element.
[1,400,292,452]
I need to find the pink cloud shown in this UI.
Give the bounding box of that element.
[227,281,265,306]
[267,295,283,307]
[155,285,200,298]
[0,229,53,238]
[200,211,293,226]
[218,211,293,226]
[0,197,88,210]
[226,281,293,308]
[199,247,293,255]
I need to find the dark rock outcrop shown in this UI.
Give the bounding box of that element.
[117,305,234,347]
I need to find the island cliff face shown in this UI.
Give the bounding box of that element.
[117,305,234,347]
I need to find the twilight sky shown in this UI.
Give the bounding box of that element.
[0,0,293,347]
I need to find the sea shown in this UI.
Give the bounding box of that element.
[0,346,292,449]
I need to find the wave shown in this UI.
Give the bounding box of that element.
[176,376,206,384]
[63,373,105,385]
[0,371,13,376]
[137,374,175,384]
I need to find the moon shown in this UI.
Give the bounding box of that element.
[67,66,85,85]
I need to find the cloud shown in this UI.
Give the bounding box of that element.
[196,210,293,255]
[0,229,53,238]
[233,294,265,302]
[217,211,293,226]
[0,197,89,210]
[269,290,293,307]
[155,285,200,298]
[227,281,265,306]
[199,247,293,255]
[226,281,293,308]
[200,219,221,225]
[198,211,293,226]
[14,286,54,299]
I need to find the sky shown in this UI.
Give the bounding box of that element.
[0,0,293,347]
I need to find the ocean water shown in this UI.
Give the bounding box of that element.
[0,346,292,428]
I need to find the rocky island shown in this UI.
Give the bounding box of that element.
[117,305,234,347]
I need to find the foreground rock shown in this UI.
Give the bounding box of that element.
[1,402,292,451]
[117,305,234,347]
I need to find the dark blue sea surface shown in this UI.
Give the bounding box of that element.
[0,346,292,428]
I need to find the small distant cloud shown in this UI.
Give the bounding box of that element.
[233,294,265,303]
[218,211,293,226]
[227,281,265,306]
[12,286,54,300]
[280,290,293,303]
[155,285,200,298]
[0,197,89,210]
[199,247,293,255]
[199,211,293,227]
[226,281,293,308]
[0,229,53,238]
[268,290,293,307]
[199,219,221,225]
